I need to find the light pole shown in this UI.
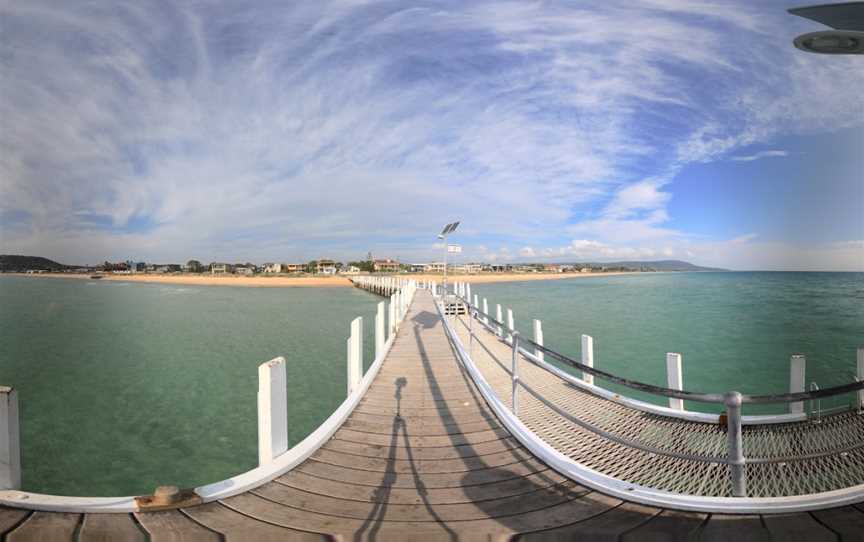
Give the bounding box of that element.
[437,221,459,297]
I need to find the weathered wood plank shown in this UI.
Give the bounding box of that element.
[78,513,146,542]
[518,501,661,541]
[621,509,707,542]
[182,502,324,541]
[0,508,30,536]
[6,511,80,542]
[342,416,502,436]
[333,426,511,448]
[277,468,569,505]
[761,512,836,542]
[699,514,770,542]
[811,506,864,541]
[135,509,222,542]
[323,434,523,461]
[297,455,549,489]
[311,445,535,474]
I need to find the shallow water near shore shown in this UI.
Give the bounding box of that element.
[1,271,862,496]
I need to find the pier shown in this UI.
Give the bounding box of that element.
[1,277,863,539]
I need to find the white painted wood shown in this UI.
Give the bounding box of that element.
[347,317,363,396]
[789,354,806,414]
[533,319,544,362]
[581,334,595,386]
[507,308,514,333]
[496,304,503,336]
[666,353,684,411]
[0,387,20,490]
[257,357,288,466]
[375,302,385,359]
[858,347,864,410]
[466,283,471,302]
[483,298,489,324]
[388,295,396,338]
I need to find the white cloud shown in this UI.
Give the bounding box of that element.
[730,150,789,162]
[1,1,862,268]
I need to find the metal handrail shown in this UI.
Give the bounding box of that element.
[458,295,864,405]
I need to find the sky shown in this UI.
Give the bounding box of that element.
[1,0,862,270]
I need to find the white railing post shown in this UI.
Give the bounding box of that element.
[857,347,864,411]
[347,317,363,396]
[512,332,521,417]
[389,295,397,337]
[0,387,20,490]
[466,283,471,302]
[581,334,594,386]
[789,354,806,414]
[533,319,544,362]
[375,301,385,360]
[257,357,288,466]
[507,308,514,338]
[473,294,479,310]
[666,353,684,411]
[496,304,503,336]
[725,391,747,497]
[483,298,489,325]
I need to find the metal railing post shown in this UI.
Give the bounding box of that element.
[533,319,544,362]
[469,309,475,356]
[789,354,806,414]
[0,386,21,489]
[512,332,521,417]
[725,391,746,497]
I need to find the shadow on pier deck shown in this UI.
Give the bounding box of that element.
[2,290,863,540]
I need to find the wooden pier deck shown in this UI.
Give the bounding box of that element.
[2,289,863,540]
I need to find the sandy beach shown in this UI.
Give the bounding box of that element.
[12,271,636,287]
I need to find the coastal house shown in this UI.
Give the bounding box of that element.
[342,265,361,275]
[282,263,303,273]
[543,264,564,273]
[408,263,426,273]
[263,263,281,274]
[211,263,229,275]
[454,263,482,274]
[316,259,336,274]
[373,259,400,273]
[234,266,254,276]
[424,262,446,273]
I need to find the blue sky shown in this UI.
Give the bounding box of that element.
[1,0,862,270]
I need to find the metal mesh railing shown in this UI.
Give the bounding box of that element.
[449,294,864,498]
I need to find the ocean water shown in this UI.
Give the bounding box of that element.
[0,272,861,496]
[0,276,381,496]
[469,272,864,415]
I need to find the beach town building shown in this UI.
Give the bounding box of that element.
[263,263,281,274]
[234,266,254,276]
[408,263,426,273]
[282,263,303,273]
[373,259,400,273]
[543,264,564,273]
[454,263,482,274]
[424,262,446,273]
[211,263,229,275]
[342,265,361,275]
[316,259,337,274]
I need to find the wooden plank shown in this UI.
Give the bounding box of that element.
[699,514,770,542]
[811,506,864,540]
[622,509,707,542]
[182,502,324,541]
[761,512,836,542]
[341,416,502,436]
[78,513,146,542]
[297,455,549,489]
[277,468,569,505]
[323,434,523,461]
[253,479,587,522]
[226,487,619,538]
[518,501,661,540]
[0,508,30,536]
[310,446,535,474]
[134,510,221,542]
[333,426,511,448]
[7,511,80,542]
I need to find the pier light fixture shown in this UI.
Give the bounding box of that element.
[789,2,864,54]
[437,221,460,296]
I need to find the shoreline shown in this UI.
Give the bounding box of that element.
[6,270,638,287]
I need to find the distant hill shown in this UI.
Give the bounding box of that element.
[589,260,727,272]
[0,255,69,272]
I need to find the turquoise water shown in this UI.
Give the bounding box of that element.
[0,276,381,496]
[1,272,861,496]
[470,272,864,415]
